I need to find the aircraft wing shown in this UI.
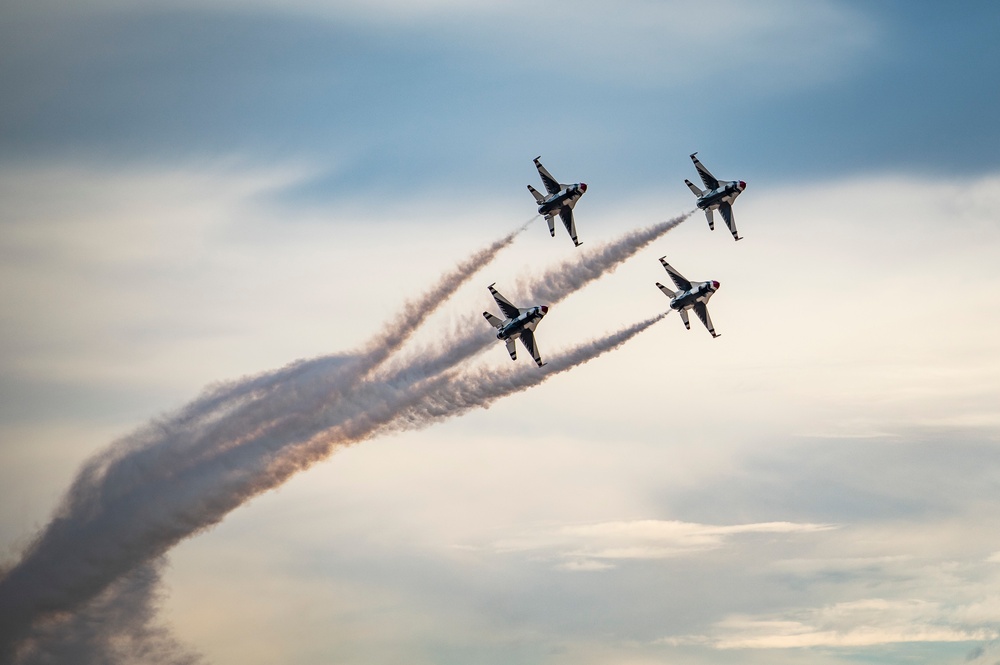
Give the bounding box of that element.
[659,257,693,291]
[690,153,720,190]
[719,202,739,239]
[692,302,717,337]
[533,157,561,195]
[488,284,521,319]
[558,207,580,246]
[518,329,544,367]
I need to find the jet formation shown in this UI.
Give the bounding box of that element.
[527,156,587,247]
[655,257,721,338]
[684,152,746,241]
[482,283,549,367]
[485,152,746,364]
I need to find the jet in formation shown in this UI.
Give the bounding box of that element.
[482,283,549,367]
[527,156,587,247]
[684,152,746,241]
[655,257,721,338]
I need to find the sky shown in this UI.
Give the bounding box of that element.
[1,1,1000,664]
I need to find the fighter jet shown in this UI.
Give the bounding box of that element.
[482,283,549,367]
[655,257,721,338]
[684,152,746,241]
[527,156,587,247]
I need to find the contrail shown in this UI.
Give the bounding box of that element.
[0,214,684,662]
[378,212,691,382]
[226,314,669,501]
[56,220,532,523]
[11,559,200,665]
[382,312,668,433]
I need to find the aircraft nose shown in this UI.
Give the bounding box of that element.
[712,280,720,290]
[739,180,746,190]
[579,183,587,193]
[540,305,549,314]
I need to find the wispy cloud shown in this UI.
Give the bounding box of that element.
[487,519,835,570]
[666,599,1000,649]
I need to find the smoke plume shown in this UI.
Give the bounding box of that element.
[0,213,687,662]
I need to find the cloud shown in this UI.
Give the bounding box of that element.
[668,599,1000,649]
[488,519,834,568]
[7,0,879,93]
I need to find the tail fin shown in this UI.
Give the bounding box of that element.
[483,311,503,329]
[527,184,545,203]
[655,282,676,298]
[684,179,704,197]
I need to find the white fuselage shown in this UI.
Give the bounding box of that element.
[498,306,547,340]
[696,181,745,211]
[537,185,585,217]
[670,281,719,311]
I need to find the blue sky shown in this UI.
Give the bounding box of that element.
[1,1,1000,664]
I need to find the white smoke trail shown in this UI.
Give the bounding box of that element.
[378,212,690,382]
[60,221,531,522]
[12,559,201,665]
[223,314,669,501]
[0,214,683,661]
[385,313,668,431]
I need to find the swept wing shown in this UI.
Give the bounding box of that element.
[533,157,561,195]
[519,329,544,367]
[690,152,720,190]
[658,257,693,291]
[693,302,717,337]
[488,283,521,320]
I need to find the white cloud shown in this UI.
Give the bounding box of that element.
[489,519,835,568]
[670,599,1000,649]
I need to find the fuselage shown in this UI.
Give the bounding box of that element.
[670,281,719,311]
[498,306,548,340]
[537,184,586,216]
[696,180,745,210]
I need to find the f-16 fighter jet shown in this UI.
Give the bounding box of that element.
[527,156,587,247]
[482,283,549,367]
[655,257,721,338]
[684,152,746,241]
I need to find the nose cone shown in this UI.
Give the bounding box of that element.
[540,305,549,315]
[711,280,720,290]
[579,183,588,193]
[738,180,746,191]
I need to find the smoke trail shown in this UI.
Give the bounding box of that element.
[13,559,200,665]
[234,314,669,497]
[520,214,689,304]
[58,221,531,524]
[160,216,534,420]
[379,212,690,382]
[0,214,681,661]
[386,313,668,431]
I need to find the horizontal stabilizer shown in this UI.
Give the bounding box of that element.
[655,281,676,298]
[483,311,503,329]
[527,184,545,203]
[684,179,704,197]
